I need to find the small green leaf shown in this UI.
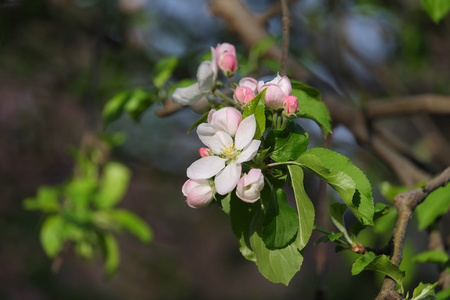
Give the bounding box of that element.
[296,148,374,226]
[411,282,437,300]
[380,181,409,202]
[262,189,299,250]
[153,56,178,89]
[352,252,404,285]
[102,91,129,126]
[265,120,309,162]
[422,0,450,23]
[23,186,60,212]
[95,162,131,209]
[101,233,120,277]
[415,184,450,230]
[109,209,153,243]
[288,165,315,250]
[40,215,65,257]
[330,203,352,243]
[124,89,156,121]
[243,89,266,139]
[291,80,332,136]
[413,250,449,265]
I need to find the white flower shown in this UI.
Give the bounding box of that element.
[172,59,217,105]
[186,108,261,195]
[236,169,264,203]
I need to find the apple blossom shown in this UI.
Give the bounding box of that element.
[207,107,242,137]
[199,147,212,157]
[172,55,218,106]
[236,169,264,203]
[215,43,238,75]
[186,108,261,195]
[238,77,258,93]
[283,95,299,114]
[182,179,215,208]
[234,86,256,105]
[258,73,297,110]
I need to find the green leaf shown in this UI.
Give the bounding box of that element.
[352,252,404,285]
[101,233,120,277]
[330,203,352,243]
[291,80,332,136]
[380,181,409,202]
[413,250,449,265]
[250,232,303,285]
[265,120,309,162]
[153,56,178,89]
[422,0,450,23]
[102,91,129,126]
[436,288,450,300]
[95,162,131,209]
[415,184,450,230]
[296,148,374,226]
[23,186,60,212]
[109,209,153,243]
[411,282,437,300]
[124,89,156,121]
[40,215,65,257]
[243,89,266,140]
[288,165,315,250]
[262,189,299,250]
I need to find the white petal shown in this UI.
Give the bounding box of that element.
[214,163,241,195]
[197,61,215,92]
[236,139,261,163]
[208,131,233,154]
[172,83,204,105]
[197,123,217,147]
[187,156,225,180]
[210,107,242,137]
[235,114,256,150]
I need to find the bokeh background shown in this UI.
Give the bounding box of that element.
[1,0,449,299]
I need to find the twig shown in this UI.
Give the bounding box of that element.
[258,0,297,23]
[375,166,450,300]
[279,0,290,76]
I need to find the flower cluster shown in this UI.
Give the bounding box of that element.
[182,107,264,208]
[174,42,300,208]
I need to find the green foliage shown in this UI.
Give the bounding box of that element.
[265,120,309,162]
[415,184,450,230]
[410,282,437,300]
[24,150,152,276]
[291,80,332,136]
[352,252,405,287]
[153,56,178,89]
[436,288,450,300]
[296,148,375,226]
[413,250,449,265]
[422,0,450,23]
[243,89,266,140]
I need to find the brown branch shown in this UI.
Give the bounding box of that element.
[366,95,450,120]
[258,0,297,23]
[279,0,290,76]
[375,166,450,300]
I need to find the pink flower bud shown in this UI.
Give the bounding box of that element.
[199,147,212,157]
[215,43,238,75]
[218,53,237,75]
[262,84,286,109]
[234,86,256,105]
[236,169,264,203]
[238,77,258,93]
[182,179,215,208]
[283,95,299,114]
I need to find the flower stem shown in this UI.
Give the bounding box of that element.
[215,89,236,106]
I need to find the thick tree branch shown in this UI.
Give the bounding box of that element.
[366,95,450,120]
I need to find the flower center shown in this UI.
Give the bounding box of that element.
[220,143,239,161]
